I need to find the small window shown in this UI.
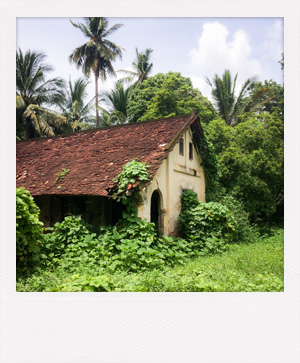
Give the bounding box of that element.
[179,137,184,155]
[189,142,193,160]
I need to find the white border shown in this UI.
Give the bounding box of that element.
[1,1,300,362]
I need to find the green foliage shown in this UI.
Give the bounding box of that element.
[127,72,216,123]
[180,190,199,211]
[39,216,91,267]
[180,201,237,243]
[179,187,259,252]
[16,49,66,139]
[249,80,284,122]
[17,230,284,292]
[16,188,44,272]
[113,160,149,196]
[206,112,284,219]
[179,190,238,254]
[217,193,259,243]
[55,168,70,183]
[59,212,193,273]
[205,69,274,126]
[198,137,221,192]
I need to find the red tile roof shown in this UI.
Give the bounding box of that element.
[16,112,203,196]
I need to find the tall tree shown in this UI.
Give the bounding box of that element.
[119,48,153,86]
[69,17,123,127]
[16,49,66,139]
[205,69,274,126]
[58,77,95,131]
[127,72,216,124]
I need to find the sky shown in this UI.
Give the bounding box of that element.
[16,17,284,103]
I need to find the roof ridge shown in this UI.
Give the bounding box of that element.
[17,113,194,143]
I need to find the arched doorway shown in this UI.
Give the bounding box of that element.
[150,190,162,236]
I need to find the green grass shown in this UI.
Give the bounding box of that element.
[16,229,284,292]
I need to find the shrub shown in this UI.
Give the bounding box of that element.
[179,193,237,251]
[16,188,44,272]
[40,216,91,267]
[218,194,259,243]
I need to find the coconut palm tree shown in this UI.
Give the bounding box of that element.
[69,17,124,127]
[119,48,153,86]
[16,49,67,139]
[98,82,133,125]
[58,77,95,131]
[205,69,274,125]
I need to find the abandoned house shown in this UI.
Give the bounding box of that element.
[16,111,206,236]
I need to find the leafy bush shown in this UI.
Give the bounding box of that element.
[16,188,44,272]
[59,213,193,273]
[179,191,237,251]
[218,194,259,243]
[40,216,91,267]
[179,190,237,253]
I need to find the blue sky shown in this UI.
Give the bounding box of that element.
[16,17,283,102]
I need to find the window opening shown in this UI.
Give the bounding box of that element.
[189,142,193,160]
[179,137,184,155]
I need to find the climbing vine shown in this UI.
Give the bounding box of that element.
[199,137,220,192]
[112,160,149,197]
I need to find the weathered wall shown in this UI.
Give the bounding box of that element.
[137,128,206,235]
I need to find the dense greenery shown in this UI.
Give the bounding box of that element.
[127,72,216,123]
[16,188,44,273]
[16,18,284,291]
[17,229,283,292]
[206,112,284,220]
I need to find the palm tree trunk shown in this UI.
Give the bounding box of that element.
[25,118,32,139]
[95,74,99,127]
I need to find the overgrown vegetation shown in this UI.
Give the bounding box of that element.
[16,17,284,292]
[17,229,284,292]
[16,181,281,292]
[16,188,44,273]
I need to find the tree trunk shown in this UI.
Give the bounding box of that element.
[95,74,99,127]
[25,118,32,139]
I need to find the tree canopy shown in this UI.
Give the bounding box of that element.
[127,72,216,123]
[119,48,153,86]
[16,49,67,139]
[205,69,274,125]
[206,112,284,219]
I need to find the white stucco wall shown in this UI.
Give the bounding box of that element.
[137,128,206,235]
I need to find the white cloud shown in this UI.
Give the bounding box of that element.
[188,22,262,98]
[263,20,283,61]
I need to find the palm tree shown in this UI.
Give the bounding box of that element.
[119,48,153,86]
[205,69,274,125]
[69,17,124,127]
[58,77,95,131]
[16,49,67,139]
[98,82,133,125]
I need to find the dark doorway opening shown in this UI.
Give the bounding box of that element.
[151,190,161,235]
